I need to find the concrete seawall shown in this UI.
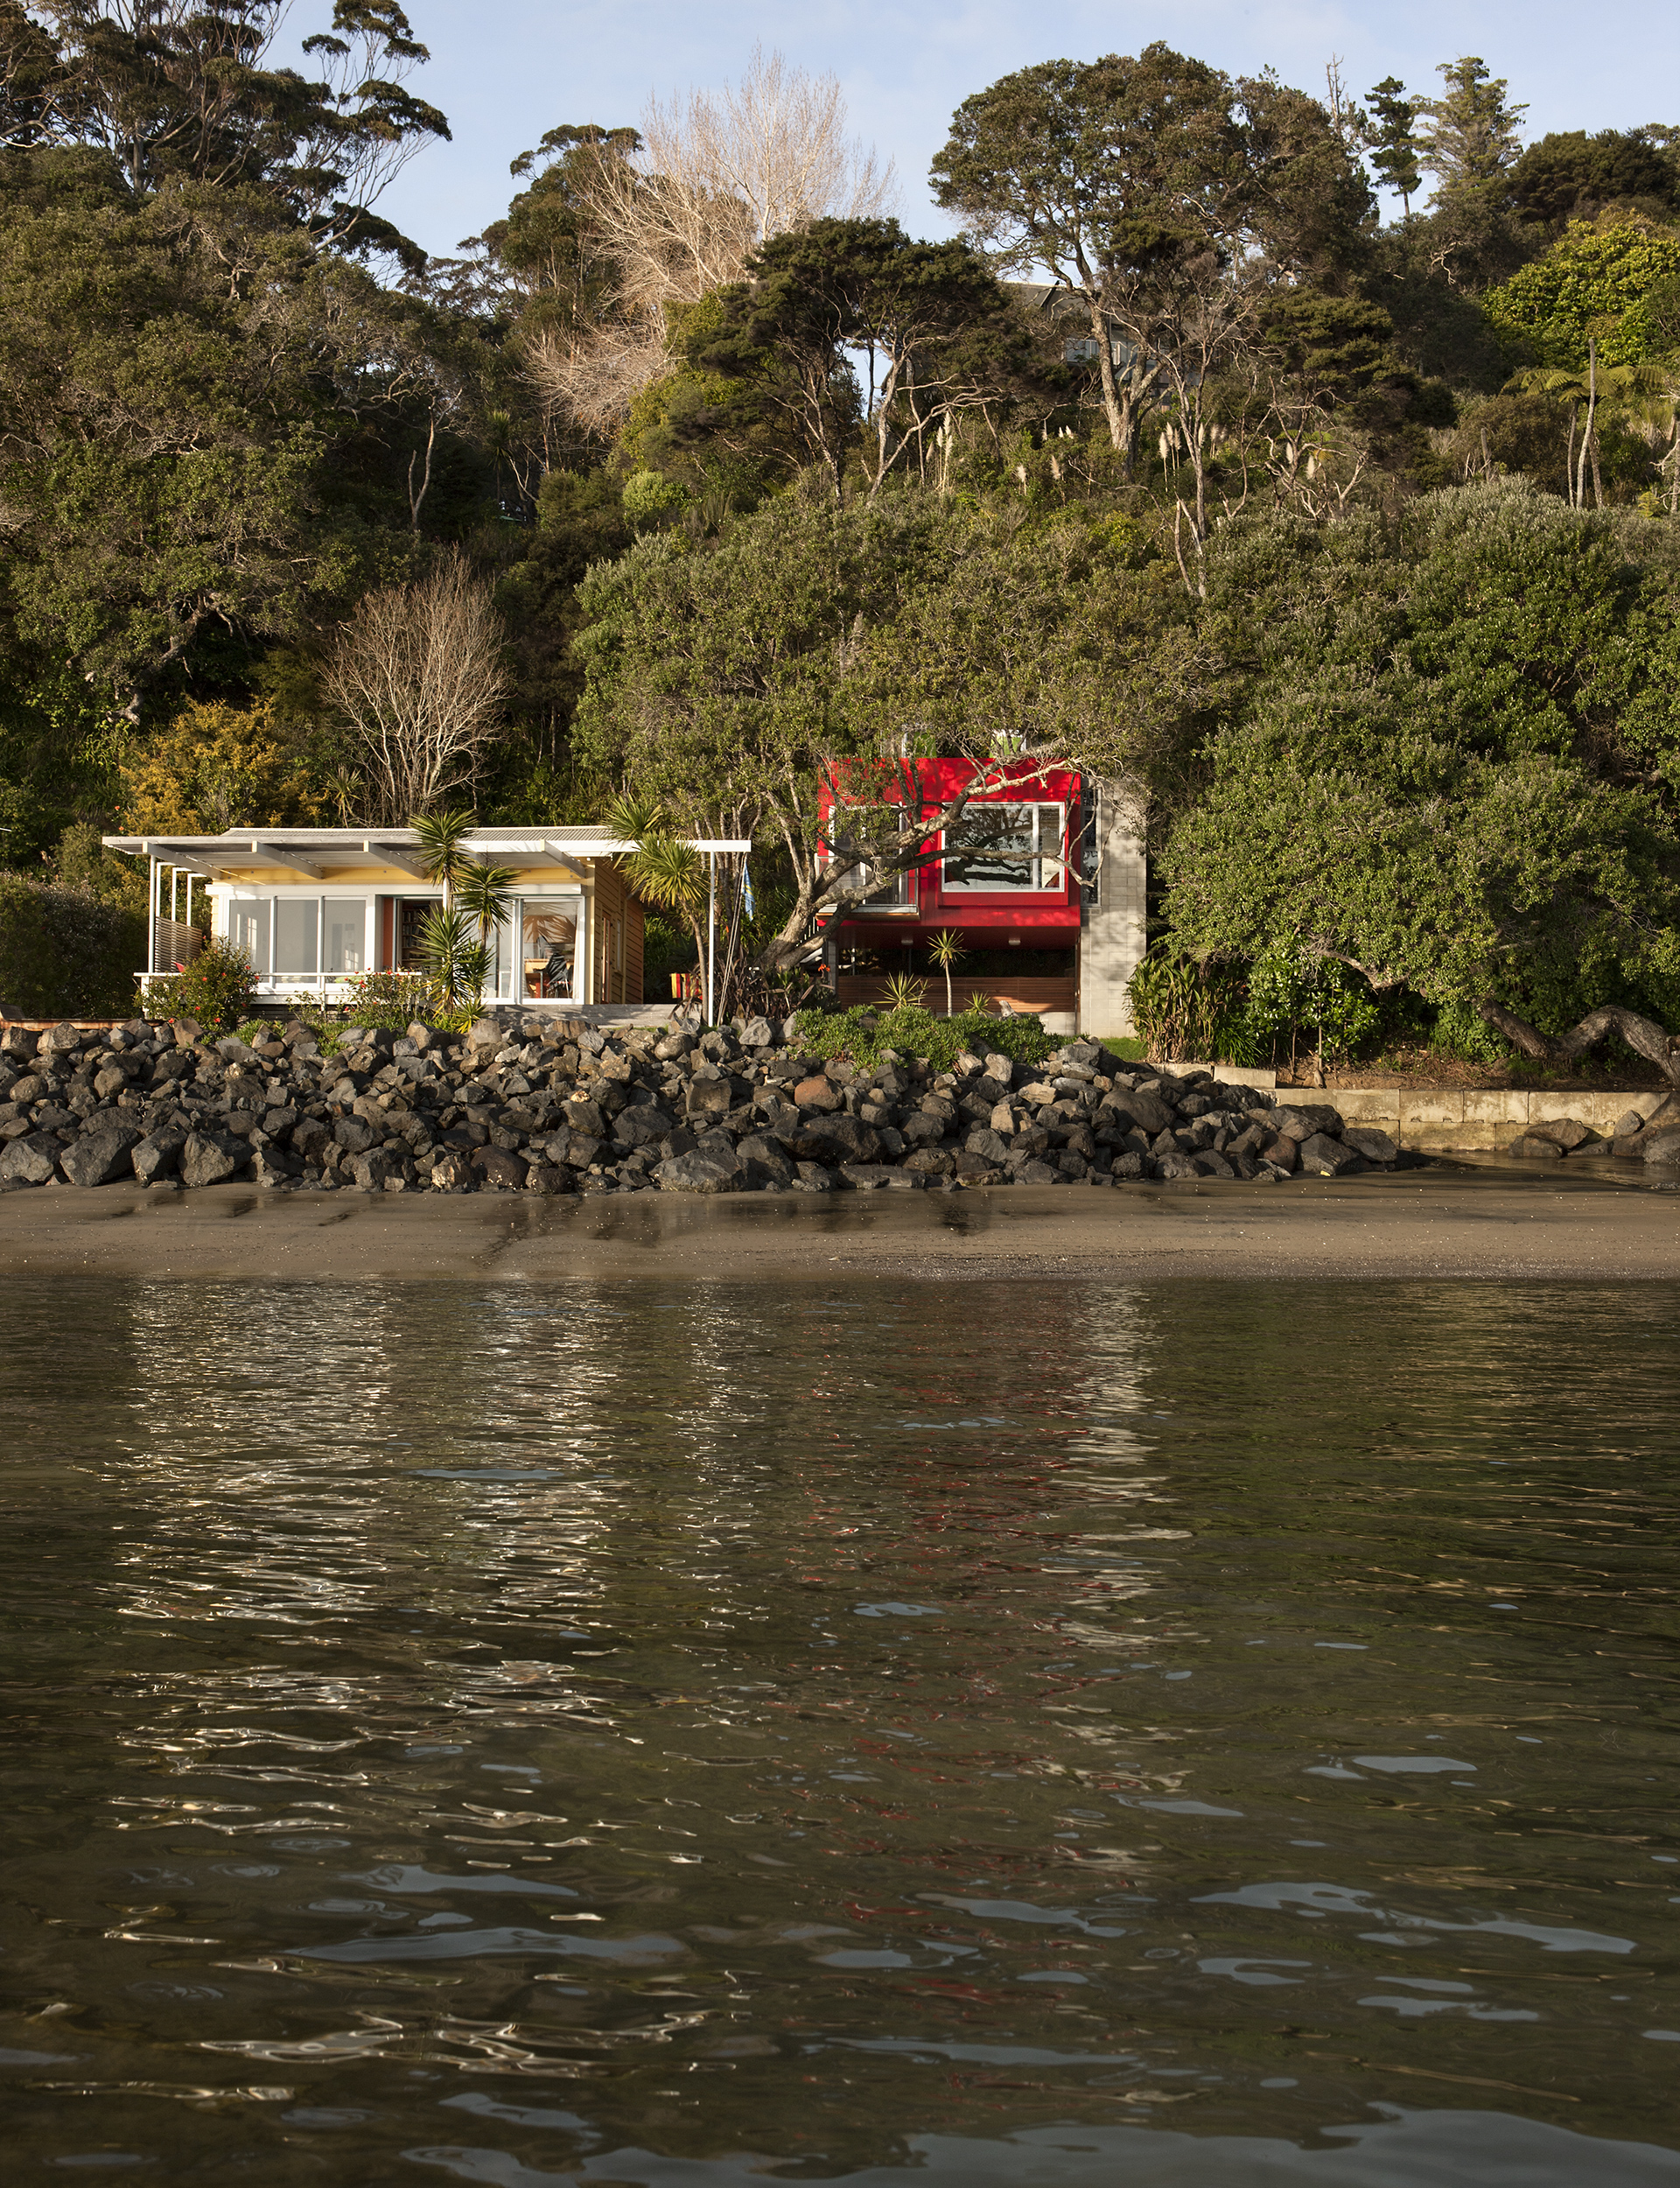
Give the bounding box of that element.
[1326,1085,1657,1153]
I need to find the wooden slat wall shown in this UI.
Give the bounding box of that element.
[837,974,1075,1016]
[587,859,645,1006]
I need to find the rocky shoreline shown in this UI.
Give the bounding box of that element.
[0,1007,1665,1198]
[0,1006,1410,1196]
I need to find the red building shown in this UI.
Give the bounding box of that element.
[819,758,1114,1028]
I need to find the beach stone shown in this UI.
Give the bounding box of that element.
[1296,1133,1363,1175]
[793,1161,836,1190]
[472,1146,528,1189]
[0,1131,64,1184]
[40,1023,84,1055]
[523,1162,570,1194]
[902,1147,956,1175]
[655,1149,744,1194]
[684,1077,739,1119]
[841,1163,925,1190]
[1613,1108,1646,1140]
[60,1123,141,1187]
[793,1075,841,1112]
[131,1129,186,1182]
[1528,1117,1593,1152]
[1192,1149,1236,1178]
[332,1115,379,1154]
[737,1133,794,1185]
[290,1117,331,1161]
[250,1146,303,1183]
[1342,1126,1399,1164]
[430,1151,474,1190]
[964,1126,1010,1167]
[1642,1126,1680,1165]
[1508,1133,1564,1160]
[0,1026,38,1060]
[739,1016,776,1048]
[612,1104,674,1148]
[180,1131,245,1188]
[789,1113,880,1165]
[1155,1152,1201,1180]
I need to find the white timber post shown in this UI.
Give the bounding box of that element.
[706,851,718,1027]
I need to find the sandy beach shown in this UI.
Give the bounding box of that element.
[0,1162,1675,1282]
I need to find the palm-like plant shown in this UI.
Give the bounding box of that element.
[882,971,928,1012]
[416,907,477,1010]
[926,929,966,1016]
[412,806,475,915]
[458,860,517,955]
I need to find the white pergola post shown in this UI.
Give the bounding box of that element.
[706,850,717,1027]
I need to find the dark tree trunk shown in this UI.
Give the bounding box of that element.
[1478,999,1680,1088]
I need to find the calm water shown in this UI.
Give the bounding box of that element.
[3,1280,1679,2185]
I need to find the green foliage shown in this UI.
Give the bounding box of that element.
[1158,481,1680,1035]
[143,935,256,1031]
[1484,222,1680,368]
[794,1001,1056,1076]
[620,470,689,529]
[1508,130,1680,229]
[0,872,144,1016]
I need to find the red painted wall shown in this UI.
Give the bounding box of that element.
[819,758,1082,942]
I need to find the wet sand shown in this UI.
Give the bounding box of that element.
[0,1164,1675,1283]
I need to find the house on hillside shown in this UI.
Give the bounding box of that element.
[100,826,652,1011]
[817,761,1146,1036]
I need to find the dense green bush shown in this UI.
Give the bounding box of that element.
[0,874,145,1017]
[793,1001,1057,1075]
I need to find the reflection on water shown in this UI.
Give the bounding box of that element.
[2,1279,1678,2184]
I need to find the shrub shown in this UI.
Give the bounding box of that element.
[794,1001,1057,1076]
[332,971,476,1034]
[0,874,146,1017]
[144,937,257,1033]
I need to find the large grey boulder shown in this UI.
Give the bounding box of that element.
[0,1026,38,1061]
[472,1146,528,1189]
[788,1112,880,1165]
[840,1163,925,1190]
[180,1131,246,1188]
[131,1130,186,1182]
[348,1148,395,1189]
[0,1131,65,1184]
[332,1115,379,1154]
[1642,1126,1680,1165]
[1296,1132,1363,1176]
[60,1123,141,1187]
[655,1149,744,1193]
[1343,1126,1399,1164]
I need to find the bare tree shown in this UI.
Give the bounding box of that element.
[524,45,895,432]
[322,552,508,821]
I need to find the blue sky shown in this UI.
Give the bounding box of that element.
[327,0,1680,259]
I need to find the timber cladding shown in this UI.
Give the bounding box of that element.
[590,859,644,1006]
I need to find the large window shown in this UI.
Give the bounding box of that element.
[227,897,270,970]
[274,898,318,975]
[942,803,1066,893]
[324,901,365,975]
[522,907,578,1000]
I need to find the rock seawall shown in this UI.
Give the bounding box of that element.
[0,1010,1418,1196]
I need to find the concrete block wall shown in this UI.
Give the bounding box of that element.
[1079,780,1146,1036]
[1330,1086,1654,1151]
